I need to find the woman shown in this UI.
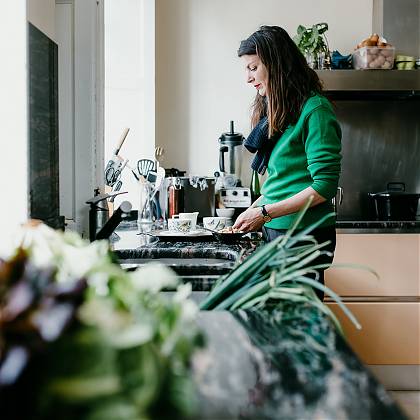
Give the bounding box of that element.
[233,25,342,296]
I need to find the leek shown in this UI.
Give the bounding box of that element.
[200,197,378,334]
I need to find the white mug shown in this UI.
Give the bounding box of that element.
[168,217,192,233]
[178,212,199,230]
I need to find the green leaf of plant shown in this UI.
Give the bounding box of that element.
[292,276,362,330]
[297,25,307,35]
[316,22,329,34]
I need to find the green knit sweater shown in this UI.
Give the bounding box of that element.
[261,94,342,229]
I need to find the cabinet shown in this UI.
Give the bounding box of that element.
[324,234,420,389]
[326,302,420,365]
[325,234,420,296]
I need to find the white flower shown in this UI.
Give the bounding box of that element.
[129,262,178,293]
[10,222,113,284]
[173,283,192,303]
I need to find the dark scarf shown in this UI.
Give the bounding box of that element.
[244,116,278,175]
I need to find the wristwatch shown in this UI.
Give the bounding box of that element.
[260,205,272,223]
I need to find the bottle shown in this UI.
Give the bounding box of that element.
[250,170,261,203]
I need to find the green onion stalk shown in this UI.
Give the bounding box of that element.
[200,197,378,334]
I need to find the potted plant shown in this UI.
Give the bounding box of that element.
[293,22,331,69]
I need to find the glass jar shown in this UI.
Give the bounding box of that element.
[137,181,154,233]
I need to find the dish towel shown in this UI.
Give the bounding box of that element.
[244,117,277,175]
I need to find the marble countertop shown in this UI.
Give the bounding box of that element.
[112,229,260,290]
[111,228,406,419]
[193,306,407,419]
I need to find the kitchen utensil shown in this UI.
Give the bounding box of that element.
[218,121,245,180]
[146,170,158,183]
[114,127,130,155]
[143,166,165,216]
[217,121,251,215]
[105,159,127,187]
[104,129,130,187]
[368,182,420,221]
[137,159,155,178]
[109,180,123,203]
[151,195,162,220]
[155,146,164,169]
[150,166,165,198]
[104,157,123,187]
[201,226,247,243]
[156,166,165,186]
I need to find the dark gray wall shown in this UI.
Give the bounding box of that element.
[333,100,420,220]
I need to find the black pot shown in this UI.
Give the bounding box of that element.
[368,182,420,221]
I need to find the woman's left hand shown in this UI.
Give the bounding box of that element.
[233,207,265,232]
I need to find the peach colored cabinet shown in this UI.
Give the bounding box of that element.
[325,234,420,297]
[326,302,420,365]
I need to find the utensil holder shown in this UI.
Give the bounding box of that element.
[137,181,154,233]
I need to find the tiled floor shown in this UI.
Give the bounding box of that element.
[389,391,420,420]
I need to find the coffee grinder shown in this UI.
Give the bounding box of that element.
[216,121,251,218]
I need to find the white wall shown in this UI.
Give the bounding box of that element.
[156,0,373,187]
[27,0,56,40]
[0,1,28,256]
[105,0,156,209]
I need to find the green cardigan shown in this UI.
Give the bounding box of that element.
[261,94,342,229]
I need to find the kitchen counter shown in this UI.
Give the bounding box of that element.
[112,229,260,290]
[192,305,406,419]
[112,228,407,418]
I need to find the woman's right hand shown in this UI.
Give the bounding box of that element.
[233,206,265,233]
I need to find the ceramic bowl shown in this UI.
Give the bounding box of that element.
[216,208,235,218]
[203,217,227,231]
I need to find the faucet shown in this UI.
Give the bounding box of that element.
[86,191,130,241]
[94,201,132,241]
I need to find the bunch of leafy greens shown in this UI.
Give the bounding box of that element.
[0,222,204,420]
[200,197,378,335]
[293,22,330,61]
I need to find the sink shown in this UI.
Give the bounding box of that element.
[115,246,239,276]
[119,257,235,274]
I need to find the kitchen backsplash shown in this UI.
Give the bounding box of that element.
[334,99,420,220]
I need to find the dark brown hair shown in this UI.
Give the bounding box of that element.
[238,25,323,137]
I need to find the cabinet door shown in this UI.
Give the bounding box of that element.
[326,302,420,365]
[325,234,420,296]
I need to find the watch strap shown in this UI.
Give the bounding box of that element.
[261,205,272,222]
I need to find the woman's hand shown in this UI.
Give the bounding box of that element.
[233,207,265,232]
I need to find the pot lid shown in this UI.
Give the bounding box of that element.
[369,182,420,197]
[369,192,420,198]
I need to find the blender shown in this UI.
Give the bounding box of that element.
[217,121,251,217]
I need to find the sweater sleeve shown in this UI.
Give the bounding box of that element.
[304,105,342,200]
